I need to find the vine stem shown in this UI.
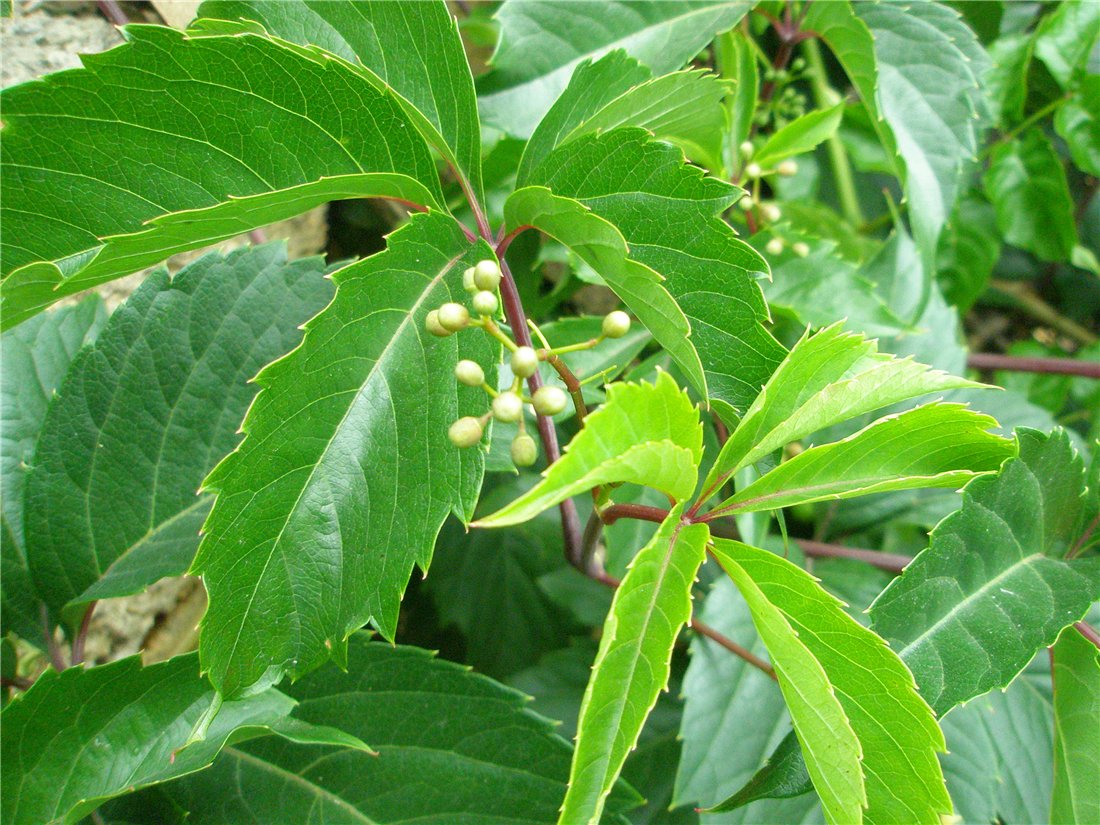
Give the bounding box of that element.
[967,353,1100,379]
[41,605,65,672]
[1075,622,1100,651]
[71,601,98,666]
[992,280,1098,346]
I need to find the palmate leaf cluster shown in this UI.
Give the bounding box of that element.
[0,1,1097,824]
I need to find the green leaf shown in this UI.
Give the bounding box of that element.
[478,0,754,137]
[0,652,367,825]
[710,403,1014,516]
[1033,0,1100,90]
[1,298,105,642]
[560,505,709,825]
[714,545,863,825]
[1051,625,1100,824]
[702,732,812,813]
[504,186,708,401]
[753,104,845,169]
[870,429,1100,716]
[112,636,639,825]
[703,323,984,497]
[197,0,484,202]
[985,33,1034,124]
[716,28,758,174]
[0,25,442,328]
[24,245,331,625]
[985,128,1078,262]
[936,190,1000,311]
[673,578,820,823]
[192,212,495,699]
[518,51,729,184]
[1056,74,1100,176]
[710,540,952,825]
[475,372,702,528]
[525,128,785,418]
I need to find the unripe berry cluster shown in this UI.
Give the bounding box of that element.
[426,257,633,467]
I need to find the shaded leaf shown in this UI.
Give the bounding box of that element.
[24,245,331,624]
[526,128,785,418]
[711,403,1014,516]
[475,372,702,528]
[702,727,812,813]
[984,128,1078,262]
[560,505,709,825]
[0,652,366,825]
[478,0,753,137]
[711,540,952,825]
[936,191,1000,311]
[870,429,1100,716]
[1,298,105,641]
[0,25,441,327]
[193,212,495,698]
[1051,624,1100,824]
[1055,74,1100,176]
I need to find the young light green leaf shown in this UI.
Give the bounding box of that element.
[1051,625,1100,825]
[526,129,785,418]
[984,128,1078,262]
[197,0,484,202]
[23,245,331,624]
[504,186,708,399]
[0,652,367,825]
[1,298,105,641]
[753,104,844,169]
[870,429,1100,716]
[1055,75,1100,176]
[0,25,442,328]
[192,213,496,699]
[710,540,952,825]
[715,545,864,825]
[703,323,985,497]
[560,505,709,825]
[478,0,754,137]
[716,28,758,174]
[109,636,639,825]
[519,51,729,183]
[1033,0,1100,90]
[475,372,702,528]
[710,403,1014,516]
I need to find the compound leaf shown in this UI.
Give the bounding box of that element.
[193,212,496,699]
[24,244,331,624]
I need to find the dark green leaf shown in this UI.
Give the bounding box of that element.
[24,245,331,624]
[936,191,1000,311]
[0,652,366,825]
[1,298,105,641]
[0,25,441,327]
[702,732,812,813]
[118,636,639,824]
[478,0,753,137]
[1056,74,1100,176]
[984,128,1078,262]
[1051,624,1100,824]
[527,128,786,418]
[561,506,709,825]
[193,213,495,698]
[197,0,485,202]
[870,429,1100,716]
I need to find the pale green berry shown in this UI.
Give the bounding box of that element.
[448,416,483,448]
[511,346,539,378]
[761,203,782,223]
[425,310,451,337]
[437,302,470,332]
[472,290,498,316]
[744,162,762,179]
[473,259,502,290]
[532,385,568,416]
[739,140,754,159]
[792,242,810,258]
[511,433,538,467]
[777,160,798,177]
[765,238,784,256]
[739,195,755,211]
[462,266,477,293]
[602,310,631,339]
[454,359,485,387]
[492,391,524,423]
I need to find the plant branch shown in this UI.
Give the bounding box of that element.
[96,0,129,25]
[71,601,98,666]
[691,618,777,680]
[1075,621,1100,651]
[497,258,586,572]
[967,352,1100,379]
[1,675,33,691]
[544,353,590,422]
[41,604,65,672]
[991,280,1098,346]
[600,503,671,526]
[796,540,911,573]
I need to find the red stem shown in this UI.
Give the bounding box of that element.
[1075,621,1100,651]
[796,540,912,573]
[96,0,128,25]
[691,619,777,680]
[71,601,98,666]
[600,503,671,526]
[967,353,1100,379]
[496,225,533,258]
[41,605,65,672]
